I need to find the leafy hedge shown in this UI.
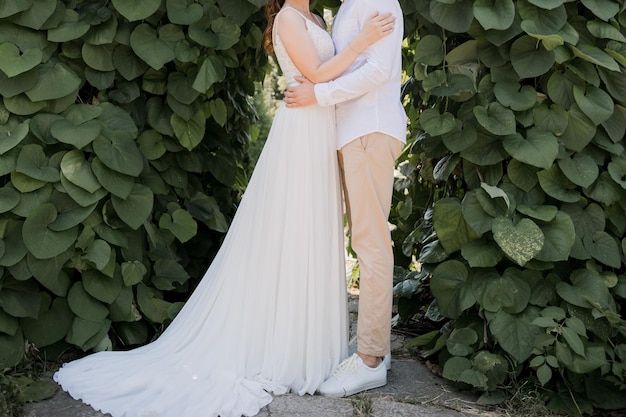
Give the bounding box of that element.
[0,0,267,368]
[392,0,626,414]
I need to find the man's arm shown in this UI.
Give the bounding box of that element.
[285,0,402,108]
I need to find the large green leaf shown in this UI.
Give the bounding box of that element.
[537,164,582,203]
[584,172,623,205]
[556,269,612,310]
[210,17,241,50]
[0,66,38,98]
[473,103,516,135]
[420,109,456,136]
[503,128,559,170]
[571,43,620,71]
[113,45,149,81]
[60,150,101,193]
[461,189,495,235]
[584,231,622,268]
[192,55,226,93]
[608,157,626,189]
[0,42,41,77]
[519,2,567,35]
[130,24,184,70]
[111,184,154,230]
[47,10,90,42]
[25,59,80,101]
[493,216,544,266]
[573,84,614,126]
[441,120,477,153]
[82,239,112,272]
[587,20,626,43]
[4,93,46,115]
[414,35,444,66]
[461,239,502,267]
[22,203,78,259]
[121,261,147,286]
[91,157,134,199]
[430,260,476,319]
[533,211,575,262]
[561,202,605,242]
[152,259,190,291]
[171,109,206,151]
[0,120,30,154]
[66,316,111,350]
[11,171,46,193]
[0,279,41,319]
[82,269,122,304]
[508,159,539,192]
[430,0,474,33]
[0,0,32,18]
[168,72,200,105]
[186,192,229,232]
[473,0,514,30]
[82,43,116,72]
[27,252,72,296]
[557,153,599,188]
[159,209,197,243]
[517,205,558,222]
[510,36,555,78]
[533,104,568,135]
[602,106,626,142]
[0,186,20,214]
[473,268,531,314]
[561,105,596,152]
[581,0,620,21]
[494,79,537,111]
[92,134,143,177]
[82,14,117,46]
[14,0,57,30]
[67,282,108,322]
[21,297,73,348]
[137,285,173,324]
[10,183,52,218]
[460,131,509,166]
[489,307,541,362]
[166,0,203,25]
[16,144,58,182]
[111,0,160,22]
[433,197,479,254]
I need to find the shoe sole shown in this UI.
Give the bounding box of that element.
[321,379,387,398]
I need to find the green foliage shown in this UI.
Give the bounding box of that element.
[394,0,626,413]
[0,0,267,367]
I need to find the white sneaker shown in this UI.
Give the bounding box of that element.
[347,341,391,371]
[318,353,387,398]
[383,353,391,371]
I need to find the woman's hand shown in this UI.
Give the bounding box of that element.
[350,12,396,53]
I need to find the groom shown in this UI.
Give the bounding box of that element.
[284,0,406,397]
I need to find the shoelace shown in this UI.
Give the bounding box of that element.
[331,354,359,379]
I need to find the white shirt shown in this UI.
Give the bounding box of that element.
[314,0,407,149]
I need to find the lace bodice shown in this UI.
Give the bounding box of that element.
[272,8,335,86]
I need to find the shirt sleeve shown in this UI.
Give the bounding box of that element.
[314,0,403,107]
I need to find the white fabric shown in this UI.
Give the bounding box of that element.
[314,0,407,149]
[54,8,349,417]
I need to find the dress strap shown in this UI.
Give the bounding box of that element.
[272,7,309,45]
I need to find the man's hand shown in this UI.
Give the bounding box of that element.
[284,77,317,108]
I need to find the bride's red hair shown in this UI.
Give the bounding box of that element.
[263,1,312,55]
[263,0,285,55]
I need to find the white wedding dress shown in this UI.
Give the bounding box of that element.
[54,8,348,417]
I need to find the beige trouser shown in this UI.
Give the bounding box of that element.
[338,132,403,358]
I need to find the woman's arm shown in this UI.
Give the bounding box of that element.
[276,9,394,84]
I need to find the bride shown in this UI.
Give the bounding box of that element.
[54,1,394,416]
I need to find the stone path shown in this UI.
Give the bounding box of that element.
[22,295,492,417]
